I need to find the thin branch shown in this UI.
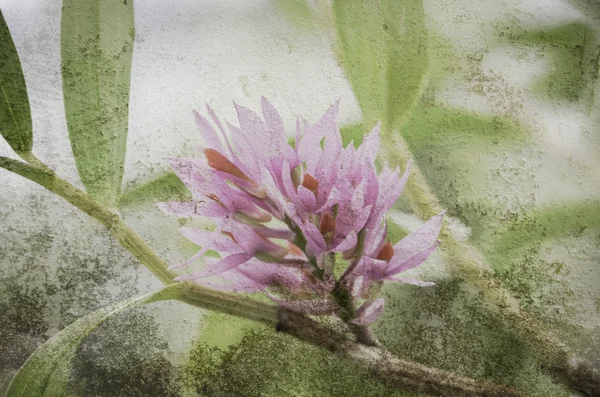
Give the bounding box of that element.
[176,283,524,397]
[0,155,524,396]
[382,134,600,395]
[0,155,175,284]
[276,308,524,397]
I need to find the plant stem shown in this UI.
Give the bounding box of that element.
[0,155,175,285]
[381,133,600,395]
[0,155,525,395]
[276,308,524,397]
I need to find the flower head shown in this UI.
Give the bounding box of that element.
[159,98,444,327]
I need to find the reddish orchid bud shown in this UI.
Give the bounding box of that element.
[287,241,305,258]
[376,241,394,262]
[233,210,272,224]
[205,148,251,182]
[302,172,319,197]
[320,212,336,242]
[222,231,237,243]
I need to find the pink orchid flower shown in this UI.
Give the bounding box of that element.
[159,98,444,327]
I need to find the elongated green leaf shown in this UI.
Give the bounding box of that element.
[488,201,600,260]
[4,284,180,397]
[0,9,33,154]
[61,1,134,207]
[402,104,526,149]
[333,0,428,130]
[119,171,190,209]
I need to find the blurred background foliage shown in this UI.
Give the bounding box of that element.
[1,0,600,395]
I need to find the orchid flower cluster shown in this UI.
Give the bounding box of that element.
[158,98,444,327]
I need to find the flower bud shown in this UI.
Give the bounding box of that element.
[320,212,336,242]
[376,241,394,262]
[205,148,251,181]
[302,173,319,197]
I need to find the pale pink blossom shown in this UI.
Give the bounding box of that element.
[159,98,444,327]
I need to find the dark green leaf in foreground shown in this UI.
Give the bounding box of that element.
[0,9,33,154]
[4,285,179,397]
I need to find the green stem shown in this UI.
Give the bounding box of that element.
[0,155,175,285]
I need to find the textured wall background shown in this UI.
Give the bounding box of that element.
[1,0,599,395]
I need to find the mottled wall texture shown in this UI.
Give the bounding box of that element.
[1,0,599,396]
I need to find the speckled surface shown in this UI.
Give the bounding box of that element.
[1,0,599,395]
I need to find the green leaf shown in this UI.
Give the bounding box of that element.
[487,201,600,262]
[197,312,259,351]
[501,22,598,103]
[183,328,404,396]
[386,218,409,242]
[398,104,526,214]
[333,0,429,131]
[119,171,191,209]
[61,1,135,207]
[402,103,526,149]
[4,284,180,397]
[0,9,33,154]
[340,123,365,147]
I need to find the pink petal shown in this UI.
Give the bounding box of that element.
[238,262,305,289]
[314,136,341,204]
[172,229,223,269]
[332,231,357,252]
[226,121,261,177]
[388,211,445,270]
[363,216,387,255]
[235,103,267,142]
[194,111,223,151]
[156,201,196,217]
[297,185,317,211]
[194,201,228,217]
[180,227,240,254]
[351,276,365,298]
[205,104,233,156]
[298,100,339,163]
[171,250,207,270]
[358,123,380,166]
[386,241,441,276]
[363,167,380,207]
[261,97,285,138]
[370,161,412,222]
[180,227,218,247]
[253,227,295,240]
[168,157,209,198]
[300,221,327,254]
[316,187,341,213]
[364,257,389,279]
[281,160,299,201]
[175,252,251,280]
[352,298,385,326]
